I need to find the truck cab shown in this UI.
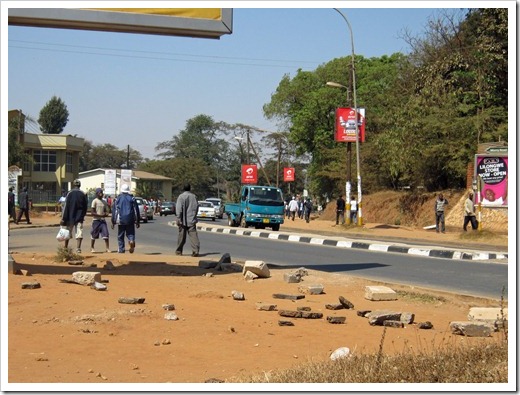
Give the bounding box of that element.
[225,185,285,231]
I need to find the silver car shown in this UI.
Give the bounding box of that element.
[205,197,224,219]
[134,197,154,223]
[197,201,216,221]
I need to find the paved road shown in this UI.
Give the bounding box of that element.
[8,215,509,300]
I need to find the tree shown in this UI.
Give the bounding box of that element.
[38,96,69,134]
[8,118,30,167]
[80,141,144,171]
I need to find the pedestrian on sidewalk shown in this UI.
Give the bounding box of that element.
[111,184,140,253]
[16,187,31,224]
[463,192,478,231]
[350,196,358,225]
[60,179,88,253]
[304,197,313,223]
[335,194,346,225]
[175,183,200,257]
[90,188,111,253]
[8,187,16,224]
[434,193,449,233]
[288,196,299,221]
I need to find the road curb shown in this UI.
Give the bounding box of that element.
[195,224,508,262]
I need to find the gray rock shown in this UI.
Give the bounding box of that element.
[72,271,101,286]
[357,310,372,317]
[272,293,305,300]
[339,296,355,309]
[327,316,346,324]
[278,320,295,326]
[103,261,116,270]
[21,282,41,289]
[218,253,232,264]
[162,304,175,311]
[164,312,179,321]
[91,281,107,291]
[367,310,402,326]
[326,303,345,310]
[242,260,270,278]
[198,260,218,269]
[283,273,301,283]
[417,321,434,329]
[400,312,415,324]
[383,320,404,328]
[231,290,245,301]
[450,321,494,337]
[298,284,324,295]
[296,306,311,311]
[118,297,145,304]
[255,303,277,311]
[68,260,84,266]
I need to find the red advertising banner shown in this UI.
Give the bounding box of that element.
[475,155,508,207]
[241,164,258,184]
[335,107,365,143]
[284,167,295,182]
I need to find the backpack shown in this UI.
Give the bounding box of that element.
[115,194,136,225]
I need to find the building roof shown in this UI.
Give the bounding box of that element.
[79,168,172,181]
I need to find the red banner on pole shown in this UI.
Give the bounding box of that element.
[335,107,365,142]
[241,164,258,184]
[284,167,295,182]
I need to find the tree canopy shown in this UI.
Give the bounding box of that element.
[37,96,69,134]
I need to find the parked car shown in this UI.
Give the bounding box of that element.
[197,201,216,221]
[205,197,224,219]
[160,201,176,216]
[134,197,154,223]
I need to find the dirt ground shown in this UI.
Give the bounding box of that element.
[6,191,509,385]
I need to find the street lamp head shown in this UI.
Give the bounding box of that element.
[326,81,347,89]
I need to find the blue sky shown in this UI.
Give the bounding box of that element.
[6,4,463,159]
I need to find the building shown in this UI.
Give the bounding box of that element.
[78,168,173,201]
[8,109,84,203]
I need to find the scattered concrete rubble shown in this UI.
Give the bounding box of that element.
[364,285,398,301]
[339,296,355,309]
[91,281,107,291]
[256,303,277,311]
[242,260,270,278]
[162,304,175,311]
[272,293,305,300]
[72,271,101,286]
[327,316,346,324]
[164,312,179,321]
[450,321,495,337]
[283,267,309,283]
[366,310,415,326]
[298,284,324,295]
[279,310,323,319]
[118,297,145,304]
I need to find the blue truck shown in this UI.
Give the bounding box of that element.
[224,185,285,231]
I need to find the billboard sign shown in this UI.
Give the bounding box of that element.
[284,167,295,182]
[8,8,233,39]
[475,155,508,207]
[241,164,257,184]
[104,169,117,197]
[120,169,132,194]
[335,107,365,142]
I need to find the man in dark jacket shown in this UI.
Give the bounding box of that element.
[16,187,31,224]
[60,179,88,253]
[8,187,17,224]
[111,184,140,254]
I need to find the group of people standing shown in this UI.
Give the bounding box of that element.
[285,195,313,223]
[335,194,358,226]
[434,191,478,233]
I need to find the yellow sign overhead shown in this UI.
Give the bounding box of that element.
[8,8,233,39]
[89,8,223,20]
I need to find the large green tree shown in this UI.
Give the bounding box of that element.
[38,96,69,134]
[80,142,144,171]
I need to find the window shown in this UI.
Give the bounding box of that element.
[33,150,57,172]
[66,152,73,173]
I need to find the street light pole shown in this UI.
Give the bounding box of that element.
[333,8,363,226]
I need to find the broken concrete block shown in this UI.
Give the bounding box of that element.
[400,312,415,324]
[450,321,495,337]
[298,284,324,295]
[339,296,355,309]
[199,260,218,269]
[468,307,507,322]
[72,271,101,286]
[364,285,397,301]
[242,260,270,278]
[164,312,179,321]
[330,347,350,361]
[327,316,346,324]
[383,320,404,328]
[417,321,434,329]
[118,297,145,304]
[367,310,402,326]
[243,271,258,281]
[256,303,277,311]
[231,290,245,301]
[284,273,301,283]
[21,282,41,289]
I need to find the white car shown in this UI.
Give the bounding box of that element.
[205,197,224,219]
[197,201,216,221]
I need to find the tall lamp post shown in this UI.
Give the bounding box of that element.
[330,8,363,226]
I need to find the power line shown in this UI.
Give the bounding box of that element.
[9,40,321,69]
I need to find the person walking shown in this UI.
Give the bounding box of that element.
[350,196,358,225]
[434,193,449,233]
[288,196,299,221]
[175,183,200,257]
[8,187,17,224]
[57,191,67,214]
[60,179,88,253]
[463,192,478,231]
[335,194,346,225]
[304,198,313,223]
[111,184,140,253]
[16,187,31,224]
[90,188,111,253]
